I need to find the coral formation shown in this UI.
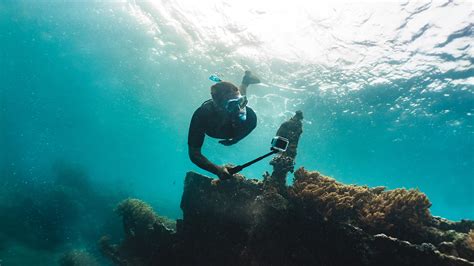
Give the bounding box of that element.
[267,111,304,193]
[290,167,432,237]
[291,168,373,221]
[360,188,431,232]
[103,170,474,266]
[100,111,474,265]
[116,198,161,237]
[101,198,176,265]
[275,110,304,159]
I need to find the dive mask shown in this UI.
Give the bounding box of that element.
[225,95,248,121]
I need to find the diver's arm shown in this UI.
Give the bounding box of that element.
[188,108,218,174]
[188,146,221,175]
[187,106,232,180]
[188,146,232,179]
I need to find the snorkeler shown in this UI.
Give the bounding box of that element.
[188,71,261,180]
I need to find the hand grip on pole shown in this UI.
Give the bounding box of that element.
[228,166,243,175]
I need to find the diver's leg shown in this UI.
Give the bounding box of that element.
[239,83,249,96]
[239,70,260,96]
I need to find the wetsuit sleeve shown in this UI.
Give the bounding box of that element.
[188,108,206,148]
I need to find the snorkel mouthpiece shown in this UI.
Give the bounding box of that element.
[238,108,247,121]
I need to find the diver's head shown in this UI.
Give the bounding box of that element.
[211,81,247,121]
[211,81,240,107]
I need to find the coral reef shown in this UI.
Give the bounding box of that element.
[360,188,432,232]
[103,170,474,266]
[100,198,176,265]
[116,199,161,237]
[100,111,474,265]
[291,167,433,239]
[291,168,374,222]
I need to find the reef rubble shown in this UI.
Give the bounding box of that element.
[101,111,474,266]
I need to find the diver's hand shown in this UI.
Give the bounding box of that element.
[219,139,237,146]
[216,165,233,180]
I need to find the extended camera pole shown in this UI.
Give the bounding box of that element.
[228,149,279,175]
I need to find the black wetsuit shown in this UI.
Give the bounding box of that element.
[188,100,257,148]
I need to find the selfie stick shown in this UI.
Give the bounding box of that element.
[228,148,279,175]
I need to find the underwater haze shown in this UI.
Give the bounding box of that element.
[1,0,473,254]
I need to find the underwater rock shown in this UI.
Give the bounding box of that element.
[267,111,304,193]
[432,216,474,233]
[368,233,471,266]
[102,170,474,265]
[100,198,176,265]
[178,172,263,265]
[454,229,474,262]
[101,111,473,265]
[275,110,304,159]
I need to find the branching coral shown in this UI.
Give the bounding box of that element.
[291,167,373,221]
[359,188,432,232]
[291,167,432,234]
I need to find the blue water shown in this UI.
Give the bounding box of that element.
[1,0,473,248]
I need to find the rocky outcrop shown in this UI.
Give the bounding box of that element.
[100,111,474,265]
[267,110,304,193]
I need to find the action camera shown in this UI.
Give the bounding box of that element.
[271,136,289,152]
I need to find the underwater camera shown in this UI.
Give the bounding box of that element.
[271,136,289,152]
[228,136,289,175]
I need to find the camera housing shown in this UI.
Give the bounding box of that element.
[271,136,289,152]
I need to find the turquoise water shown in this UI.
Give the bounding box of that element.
[1,1,473,260]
